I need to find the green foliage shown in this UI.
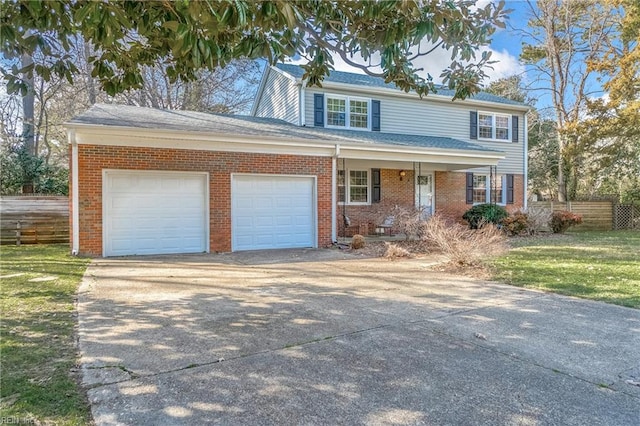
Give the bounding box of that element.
[1,0,508,99]
[462,203,508,229]
[491,231,640,308]
[502,212,529,236]
[550,211,583,234]
[0,144,68,195]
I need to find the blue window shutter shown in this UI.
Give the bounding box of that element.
[466,172,474,204]
[371,100,381,131]
[314,94,324,127]
[372,168,381,203]
[512,115,519,142]
[506,174,515,204]
[470,111,478,139]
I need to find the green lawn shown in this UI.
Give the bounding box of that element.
[491,230,640,308]
[0,244,92,425]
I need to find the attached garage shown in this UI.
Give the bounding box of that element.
[232,174,316,251]
[103,170,209,256]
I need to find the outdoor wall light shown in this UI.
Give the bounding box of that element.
[399,170,406,181]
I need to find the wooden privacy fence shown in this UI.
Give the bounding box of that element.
[528,201,613,231]
[0,196,69,245]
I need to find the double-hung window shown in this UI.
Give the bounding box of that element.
[473,175,488,204]
[473,174,505,204]
[478,112,510,141]
[326,96,370,130]
[338,170,370,204]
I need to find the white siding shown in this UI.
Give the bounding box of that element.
[304,88,525,174]
[254,69,299,125]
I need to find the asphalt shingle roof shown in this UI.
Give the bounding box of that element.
[275,63,527,107]
[69,104,500,154]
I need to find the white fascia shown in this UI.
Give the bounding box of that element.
[250,63,271,116]
[66,123,505,167]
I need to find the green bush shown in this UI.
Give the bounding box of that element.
[550,210,583,233]
[502,212,529,236]
[462,203,508,229]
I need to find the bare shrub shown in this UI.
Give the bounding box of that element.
[420,214,507,266]
[524,206,552,234]
[388,205,425,240]
[383,242,412,258]
[351,234,366,249]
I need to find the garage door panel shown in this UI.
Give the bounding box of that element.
[104,171,207,256]
[232,175,315,251]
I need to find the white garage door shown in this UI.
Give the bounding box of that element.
[103,170,208,256]
[232,175,315,251]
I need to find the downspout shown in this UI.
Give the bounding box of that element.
[523,113,529,210]
[299,84,306,126]
[70,130,80,255]
[331,144,340,242]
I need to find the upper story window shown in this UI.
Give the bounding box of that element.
[326,95,370,130]
[478,112,510,141]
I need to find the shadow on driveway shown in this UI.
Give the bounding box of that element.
[79,249,640,425]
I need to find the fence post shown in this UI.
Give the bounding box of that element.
[16,221,21,246]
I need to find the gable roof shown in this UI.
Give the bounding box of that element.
[275,63,527,107]
[68,103,500,155]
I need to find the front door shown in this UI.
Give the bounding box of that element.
[415,173,434,218]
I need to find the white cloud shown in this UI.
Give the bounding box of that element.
[287,42,523,85]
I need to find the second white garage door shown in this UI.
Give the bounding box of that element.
[232,175,316,251]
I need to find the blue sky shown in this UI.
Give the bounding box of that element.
[290,1,537,104]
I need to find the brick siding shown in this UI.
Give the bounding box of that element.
[434,171,525,222]
[338,170,526,235]
[338,169,415,236]
[73,145,332,256]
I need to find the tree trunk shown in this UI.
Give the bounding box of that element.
[84,42,97,105]
[21,53,35,193]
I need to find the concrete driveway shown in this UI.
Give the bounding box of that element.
[78,249,640,425]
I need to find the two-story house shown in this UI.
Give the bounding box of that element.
[253,64,528,236]
[67,64,528,257]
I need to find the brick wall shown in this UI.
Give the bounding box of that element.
[338,170,526,235]
[337,169,415,236]
[74,145,332,256]
[434,171,525,222]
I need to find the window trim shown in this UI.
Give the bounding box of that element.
[478,111,511,142]
[325,94,371,131]
[472,174,506,205]
[338,169,371,205]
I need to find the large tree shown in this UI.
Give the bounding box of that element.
[581,0,640,202]
[484,75,559,200]
[520,0,619,201]
[1,0,507,100]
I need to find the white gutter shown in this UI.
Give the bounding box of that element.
[65,123,505,162]
[523,113,529,210]
[69,130,80,255]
